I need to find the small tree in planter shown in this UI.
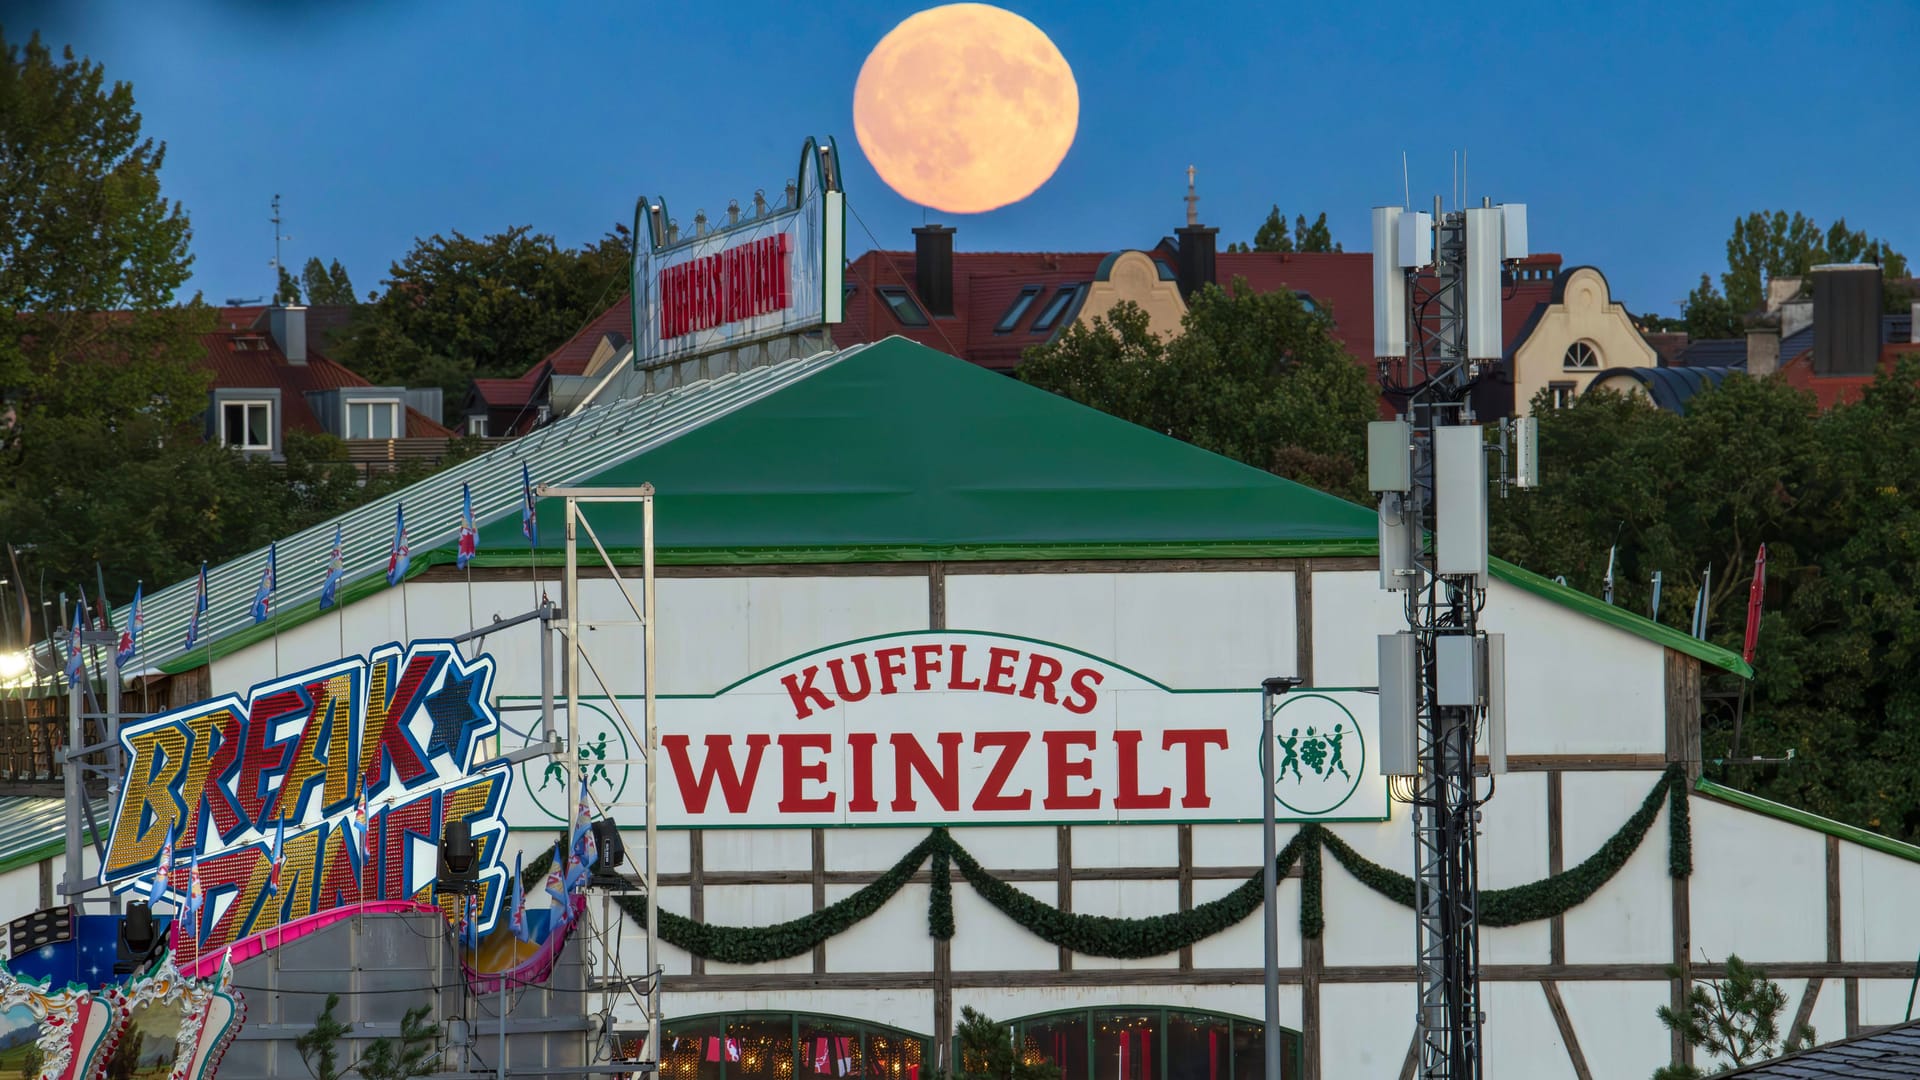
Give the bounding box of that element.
[946,1007,1061,1080]
[1652,954,1817,1078]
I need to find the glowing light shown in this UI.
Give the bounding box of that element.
[0,651,28,681]
[853,3,1078,214]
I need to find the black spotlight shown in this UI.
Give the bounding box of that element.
[438,819,479,895]
[115,901,165,973]
[592,819,624,871]
[9,905,73,959]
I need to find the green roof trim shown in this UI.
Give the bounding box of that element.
[1487,557,1751,678]
[1694,777,1920,864]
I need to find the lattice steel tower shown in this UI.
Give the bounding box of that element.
[1370,196,1531,1080]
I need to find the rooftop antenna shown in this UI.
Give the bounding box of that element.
[1403,152,1411,210]
[270,194,293,302]
[1452,151,1459,212]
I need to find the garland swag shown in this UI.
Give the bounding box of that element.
[547,765,1694,962]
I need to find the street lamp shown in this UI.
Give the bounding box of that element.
[1261,675,1304,1080]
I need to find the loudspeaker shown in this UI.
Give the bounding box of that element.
[8,905,73,958]
[592,819,624,870]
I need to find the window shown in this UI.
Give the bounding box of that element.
[1030,285,1082,333]
[995,286,1043,333]
[1549,381,1577,409]
[466,415,488,437]
[658,1013,928,1080]
[1563,341,1601,369]
[221,401,272,450]
[346,400,401,440]
[877,288,928,327]
[1009,1008,1300,1080]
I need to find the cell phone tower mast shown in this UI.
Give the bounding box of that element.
[1368,195,1535,1080]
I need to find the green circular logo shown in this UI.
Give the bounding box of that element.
[517,703,631,823]
[1259,694,1365,816]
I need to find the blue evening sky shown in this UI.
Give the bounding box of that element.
[16,0,1919,320]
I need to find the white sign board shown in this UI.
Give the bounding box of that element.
[631,136,845,366]
[504,632,1385,829]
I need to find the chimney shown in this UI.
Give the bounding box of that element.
[913,225,955,318]
[1764,276,1804,313]
[1175,165,1217,300]
[1745,320,1780,377]
[1811,264,1881,376]
[269,304,308,364]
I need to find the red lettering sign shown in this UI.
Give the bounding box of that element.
[658,233,793,340]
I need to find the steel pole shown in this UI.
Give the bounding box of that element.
[643,487,660,1072]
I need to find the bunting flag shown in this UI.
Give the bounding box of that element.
[1692,565,1713,640]
[5,545,30,645]
[94,565,114,632]
[544,842,568,908]
[1742,544,1768,665]
[251,544,277,623]
[458,896,480,950]
[1603,544,1617,605]
[147,823,175,906]
[266,816,286,895]
[115,583,142,669]
[1650,571,1663,621]
[63,603,85,684]
[320,525,346,610]
[347,787,370,865]
[566,773,598,891]
[184,562,208,650]
[386,504,411,586]
[181,849,204,941]
[509,852,531,942]
[520,462,538,546]
[457,483,479,570]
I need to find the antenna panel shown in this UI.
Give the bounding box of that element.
[1373,207,1407,358]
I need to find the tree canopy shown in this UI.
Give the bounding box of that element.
[1018,279,1379,500]
[332,224,631,423]
[1681,210,1910,334]
[1225,207,1342,254]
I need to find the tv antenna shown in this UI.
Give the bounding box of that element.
[270,194,294,299]
[1369,193,1534,1080]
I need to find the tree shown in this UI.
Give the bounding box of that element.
[19,1041,44,1079]
[1652,954,1814,1077]
[1722,210,1908,316]
[276,264,302,305]
[1020,278,1378,499]
[1681,274,1743,340]
[302,257,356,305]
[297,992,439,1080]
[949,1007,1060,1080]
[334,223,631,424]
[1224,207,1342,254]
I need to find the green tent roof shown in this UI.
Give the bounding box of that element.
[468,335,1378,562]
[156,336,1746,677]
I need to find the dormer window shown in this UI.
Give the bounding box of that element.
[1031,285,1082,333]
[877,287,929,327]
[221,401,272,450]
[995,286,1043,333]
[346,399,401,440]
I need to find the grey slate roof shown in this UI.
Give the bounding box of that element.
[1717,1020,1920,1077]
[1588,365,1740,414]
[1676,338,1749,367]
[27,344,869,684]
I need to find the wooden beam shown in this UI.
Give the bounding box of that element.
[1665,649,1703,780]
[420,562,938,582]
[1302,933,1323,1080]
[650,864,1302,887]
[1541,981,1593,1080]
[1788,977,1822,1047]
[1398,1033,1418,1080]
[812,828,827,973]
[688,830,704,977]
[1057,827,1073,972]
[1473,753,1670,772]
[1549,771,1565,967]
[1178,825,1194,971]
[928,562,946,636]
[1672,846,1693,1070]
[942,558,1304,576]
[1827,836,1841,964]
[1846,978,1860,1037]
[1295,559,1315,687]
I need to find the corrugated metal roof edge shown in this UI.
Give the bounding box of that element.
[1489,556,1752,677]
[1694,777,1920,865]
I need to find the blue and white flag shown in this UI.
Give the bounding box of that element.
[386,504,411,586]
[457,483,479,570]
[184,562,208,649]
[319,525,345,609]
[63,603,85,684]
[147,823,176,906]
[116,583,142,668]
[251,544,277,623]
[520,462,537,547]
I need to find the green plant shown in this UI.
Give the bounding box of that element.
[948,1007,1060,1080]
[1652,954,1815,1078]
[296,994,353,1080]
[297,992,439,1080]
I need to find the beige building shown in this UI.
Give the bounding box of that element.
[1507,266,1660,415]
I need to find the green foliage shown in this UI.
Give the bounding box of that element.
[335,223,632,424]
[1019,280,1378,500]
[303,257,357,305]
[1681,274,1742,340]
[1652,955,1814,1078]
[1225,207,1341,253]
[1722,210,1907,316]
[297,992,353,1080]
[277,265,302,305]
[297,992,438,1080]
[609,771,1691,960]
[950,1007,1061,1080]
[103,1027,145,1080]
[18,1041,43,1080]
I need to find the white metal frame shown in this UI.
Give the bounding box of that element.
[220,399,273,450]
[546,482,660,1074]
[345,398,403,440]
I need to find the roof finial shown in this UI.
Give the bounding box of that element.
[1184,165,1199,227]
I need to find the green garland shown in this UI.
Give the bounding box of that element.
[1314,765,1686,926]
[580,766,1693,961]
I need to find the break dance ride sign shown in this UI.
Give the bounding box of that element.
[100,641,513,955]
[508,631,1385,828]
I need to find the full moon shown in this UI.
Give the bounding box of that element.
[853,4,1079,215]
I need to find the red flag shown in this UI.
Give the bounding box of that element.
[1742,544,1767,665]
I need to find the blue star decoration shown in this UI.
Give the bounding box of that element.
[425,670,488,764]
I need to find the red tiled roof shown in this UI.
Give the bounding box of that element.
[1777,341,1919,409]
[471,369,546,409]
[840,250,1112,371]
[202,307,451,438]
[542,295,633,377]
